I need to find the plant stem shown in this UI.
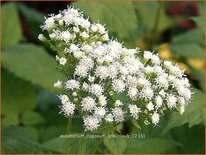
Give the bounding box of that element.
[150,1,163,49]
[63,118,72,153]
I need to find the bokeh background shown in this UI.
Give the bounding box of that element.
[1,1,205,154]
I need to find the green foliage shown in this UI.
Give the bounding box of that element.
[2,126,41,154]
[124,138,181,153]
[104,138,127,153]
[2,70,36,115]
[1,1,205,154]
[73,1,138,47]
[22,111,45,126]
[134,2,173,33]
[2,2,23,49]
[2,44,64,91]
[162,88,205,135]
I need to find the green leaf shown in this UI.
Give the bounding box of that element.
[42,137,65,153]
[2,113,19,127]
[172,29,204,46]
[104,138,127,153]
[191,16,204,32]
[162,88,205,135]
[17,3,44,38]
[134,2,173,33]
[2,70,36,115]
[2,2,23,49]
[73,1,138,47]
[124,138,181,153]
[2,126,41,153]
[170,43,204,59]
[172,124,205,153]
[132,120,142,129]
[2,44,64,91]
[77,138,86,154]
[22,111,45,126]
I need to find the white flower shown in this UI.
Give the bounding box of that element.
[83,116,100,131]
[69,44,79,53]
[155,95,163,108]
[44,17,55,29]
[74,65,88,77]
[102,33,109,41]
[144,51,153,60]
[79,56,94,69]
[98,95,107,106]
[180,106,185,115]
[156,75,168,88]
[91,24,98,32]
[151,55,160,64]
[114,100,123,107]
[73,51,85,59]
[146,102,154,111]
[96,23,106,34]
[141,87,154,100]
[81,97,96,112]
[54,80,62,89]
[95,66,109,80]
[112,79,125,93]
[89,84,103,97]
[81,31,89,39]
[94,107,106,119]
[128,87,138,100]
[60,101,75,117]
[61,31,72,42]
[105,114,113,122]
[112,107,124,123]
[82,82,89,91]
[58,94,69,104]
[128,104,141,119]
[151,112,160,125]
[65,79,80,90]
[167,95,177,109]
[38,34,46,42]
[49,33,56,40]
[59,57,67,65]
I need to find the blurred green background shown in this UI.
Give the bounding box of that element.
[1,1,205,154]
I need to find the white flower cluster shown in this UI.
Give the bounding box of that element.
[39,7,192,131]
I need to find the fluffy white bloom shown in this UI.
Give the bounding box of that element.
[144,51,153,60]
[98,95,107,106]
[83,116,100,131]
[81,97,96,112]
[44,17,55,29]
[61,31,72,42]
[59,94,69,104]
[89,84,103,97]
[141,87,154,100]
[95,66,109,80]
[151,112,160,125]
[128,87,138,100]
[167,95,177,109]
[105,114,113,122]
[65,79,80,90]
[146,102,154,111]
[112,107,124,123]
[94,107,106,119]
[60,101,75,117]
[128,104,141,119]
[54,80,62,89]
[155,95,163,108]
[41,7,192,132]
[59,57,67,65]
[74,65,88,77]
[112,79,125,93]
